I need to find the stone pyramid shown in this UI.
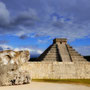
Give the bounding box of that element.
[37,38,87,62]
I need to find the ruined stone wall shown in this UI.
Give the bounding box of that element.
[0,50,31,86]
[23,62,90,79]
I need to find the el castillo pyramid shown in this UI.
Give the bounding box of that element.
[37,38,87,62]
[28,38,90,79]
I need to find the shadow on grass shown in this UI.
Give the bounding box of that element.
[32,79,90,86]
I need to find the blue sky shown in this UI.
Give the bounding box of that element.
[0,0,90,57]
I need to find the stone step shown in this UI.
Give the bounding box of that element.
[45,55,59,57]
[45,54,59,57]
[69,51,79,54]
[72,58,87,61]
[44,56,59,59]
[72,57,86,60]
[67,46,73,48]
[47,52,58,54]
[70,53,81,56]
[69,50,78,53]
[69,52,79,54]
[48,50,58,53]
[44,56,59,58]
[51,44,57,47]
[43,58,59,60]
[72,59,83,62]
[42,58,59,61]
[49,49,57,51]
[46,54,60,57]
[51,45,57,47]
[68,48,76,51]
[71,56,84,58]
[70,55,81,57]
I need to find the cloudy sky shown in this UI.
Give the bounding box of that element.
[0,0,90,57]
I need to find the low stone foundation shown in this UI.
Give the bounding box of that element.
[23,62,90,79]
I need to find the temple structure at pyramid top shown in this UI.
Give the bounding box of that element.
[37,38,88,62]
[53,38,67,44]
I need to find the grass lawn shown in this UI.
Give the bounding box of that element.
[32,79,90,86]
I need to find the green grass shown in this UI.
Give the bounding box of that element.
[32,79,90,86]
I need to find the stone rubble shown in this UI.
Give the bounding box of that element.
[0,50,31,86]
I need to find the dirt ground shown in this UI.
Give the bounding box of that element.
[0,82,90,90]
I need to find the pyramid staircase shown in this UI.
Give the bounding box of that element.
[66,44,87,62]
[37,38,88,62]
[37,43,62,62]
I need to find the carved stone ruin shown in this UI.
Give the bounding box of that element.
[0,50,31,86]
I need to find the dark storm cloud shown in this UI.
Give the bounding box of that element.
[0,2,38,35]
[11,9,38,27]
[0,0,90,41]
[19,35,28,39]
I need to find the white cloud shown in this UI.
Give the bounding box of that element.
[0,2,10,25]
[38,39,49,44]
[13,47,43,57]
[0,44,13,50]
[37,50,43,54]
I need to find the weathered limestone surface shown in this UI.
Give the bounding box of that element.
[0,50,31,86]
[27,62,90,79]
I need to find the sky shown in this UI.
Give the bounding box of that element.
[0,0,90,57]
